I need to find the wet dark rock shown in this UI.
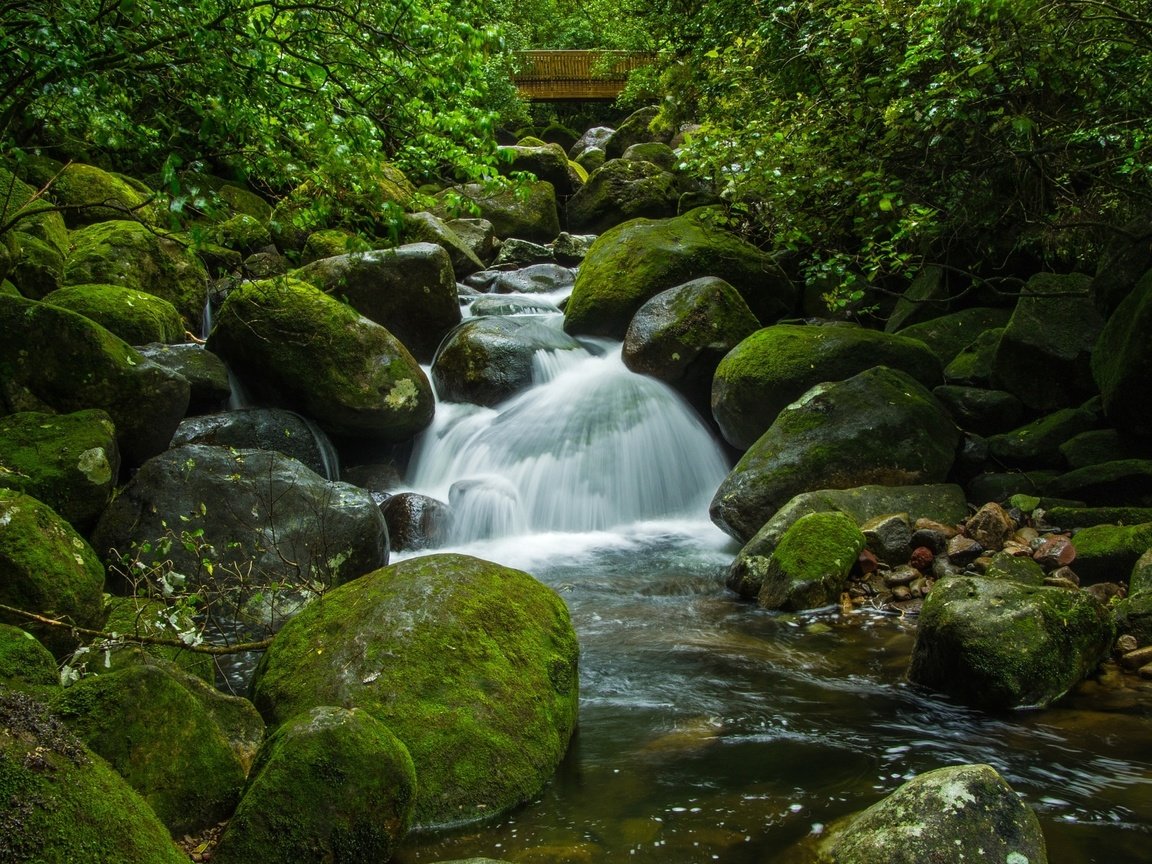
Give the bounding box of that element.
[171,408,339,480]
[551,231,597,264]
[1044,459,1152,506]
[1033,533,1076,570]
[403,211,486,279]
[447,217,499,265]
[469,294,562,317]
[382,492,453,551]
[932,384,1025,435]
[136,342,231,414]
[966,501,1017,549]
[567,159,679,235]
[945,535,984,565]
[861,513,912,566]
[569,126,614,161]
[986,404,1099,468]
[494,238,555,267]
[492,263,575,295]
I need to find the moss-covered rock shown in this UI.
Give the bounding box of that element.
[0,690,187,864]
[986,404,1099,468]
[293,243,460,363]
[136,342,230,414]
[432,316,584,407]
[728,484,967,598]
[403,211,485,279]
[604,106,668,159]
[820,763,1047,864]
[36,163,156,228]
[62,220,209,329]
[575,146,606,174]
[43,283,185,344]
[97,597,214,683]
[756,511,866,610]
[1113,591,1152,645]
[50,663,247,834]
[1044,505,1152,529]
[206,278,434,441]
[993,272,1105,412]
[1092,267,1152,435]
[0,294,190,466]
[498,143,582,197]
[881,265,949,333]
[249,553,580,829]
[622,141,678,170]
[983,550,1046,585]
[0,489,107,657]
[1044,459,1152,507]
[435,181,561,244]
[0,409,119,530]
[907,575,1114,709]
[8,232,65,298]
[213,213,273,256]
[895,306,1013,366]
[1060,429,1150,469]
[565,210,795,340]
[570,126,614,161]
[0,624,58,685]
[0,165,69,255]
[942,327,1003,385]
[711,324,944,451]
[622,276,760,417]
[92,444,388,595]
[213,706,416,864]
[1068,522,1152,584]
[171,408,339,479]
[566,159,679,235]
[300,228,374,264]
[931,385,1025,436]
[711,367,960,543]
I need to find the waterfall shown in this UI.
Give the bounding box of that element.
[408,343,730,540]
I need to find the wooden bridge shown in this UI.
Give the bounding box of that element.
[512,51,656,102]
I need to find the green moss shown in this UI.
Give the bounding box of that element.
[983,551,1045,585]
[986,406,1099,468]
[213,213,273,255]
[896,307,1014,366]
[8,232,64,299]
[758,511,865,610]
[1045,506,1152,529]
[943,327,1003,384]
[567,159,677,234]
[0,690,187,864]
[43,283,184,344]
[219,184,273,221]
[249,553,579,829]
[0,624,58,685]
[301,228,373,264]
[97,597,214,683]
[1070,522,1152,584]
[0,166,69,253]
[41,163,156,228]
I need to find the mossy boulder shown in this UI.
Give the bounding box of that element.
[97,597,214,683]
[907,575,1114,709]
[0,624,58,685]
[1067,522,1152,584]
[403,211,485,279]
[38,163,156,228]
[435,180,560,244]
[0,294,190,466]
[249,553,580,829]
[1044,459,1152,506]
[43,283,185,344]
[565,210,795,340]
[431,316,584,407]
[92,444,388,595]
[1113,591,1152,645]
[498,143,582,197]
[136,342,231,414]
[0,489,107,657]
[756,511,866,611]
[171,408,339,480]
[931,385,1025,436]
[446,217,499,265]
[728,484,967,598]
[711,324,944,451]
[895,306,1013,366]
[992,272,1105,412]
[566,159,679,235]
[1092,267,1152,435]
[50,663,248,834]
[0,165,69,254]
[206,278,434,441]
[293,243,460,363]
[983,550,1046,585]
[569,126,614,160]
[62,220,209,329]
[986,404,1099,468]
[711,367,960,543]
[0,690,187,864]
[300,228,374,264]
[820,763,1047,864]
[943,327,1003,385]
[622,276,760,417]
[882,265,949,333]
[8,232,65,298]
[622,141,678,170]
[213,706,416,864]
[1060,429,1149,469]
[0,409,119,529]
[213,213,273,256]
[604,106,668,159]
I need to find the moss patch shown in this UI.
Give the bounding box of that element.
[758,511,866,610]
[43,283,184,344]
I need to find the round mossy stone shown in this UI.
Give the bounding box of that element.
[567,159,679,235]
[433,180,561,245]
[0,489,107,657]
[249,553,580,829]
[37,163,156,228]
[300,228,373,264]
[8,231,65,299]
[213,706,416,864]
[757,511,866,611]
[0,690,188,864]
[43,283,185,344]
[1069,521,1152,584]
[0,623,58,685]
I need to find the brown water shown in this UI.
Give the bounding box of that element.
[392,529,1152,864]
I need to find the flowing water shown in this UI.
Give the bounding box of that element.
[381,307,1152,863]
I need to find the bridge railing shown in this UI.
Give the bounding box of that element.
[512,50,656,101]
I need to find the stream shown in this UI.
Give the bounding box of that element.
[366,299,1152,863]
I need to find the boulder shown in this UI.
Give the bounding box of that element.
[822,763,1047,864]
[300,228,373,264]
[213,706,416,864]
[135,342,231,414]
[432,316,584,407]
[621,141,678,171]
[1113,592,1152,645]
[575,146,606,174]
[92,444,388,595]
[566,159,679,235]
[564,210,795,340]
[42,283,185,344]
[98,597,214,683]
[711,367,960,543]
[435,181,560,244]
[498,143,581,196]
[711,324,944,451]
[604,106,668,159]
[446,217,499,265]
[1090,211,1152,317]
[986,404,1099,468]
[569,126,614,160]
[1044,459,1152,506]
[622,276,760,417]
[469,295,562,317]
[1067,522,1152,584]
[212,213,272,256]
[50,663,248,835]
[249,553,580,829]
[551,231,597,264]
[62,220,209,330]
[493,238,555,267]
[727,484,967,599]
[36,162,156,228]
[206,278,434,442]
[992,272,1105,412]
[0,294,190,465]
[404,212,486,279]
[491,263,575,295]
[293,243,460,363]
[931,385,1025,436]
[382,492,454,551]
[0,623,58,685]
[943,327,1003,385]
[882,265,949,333]
[0,489,106,657]
[756,511,866,611]
[907,575,1113,709]
[0,690,187,864]
[0,409,119,529]
[895,306,1013,366]
[8,232,64,298]
[1092,267,1152,435]
[171,408,339,480]
[0,165,69,255]
[1060,429,1150,469]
